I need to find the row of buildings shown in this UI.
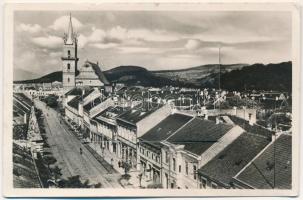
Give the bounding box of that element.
[63,85,291,189]
[13,93,44,187]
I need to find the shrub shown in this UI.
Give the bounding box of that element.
[121,174,131,181]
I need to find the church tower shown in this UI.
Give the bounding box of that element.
[62,13,78,91]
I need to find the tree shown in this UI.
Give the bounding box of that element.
[121,161,132,179]
[45,95,58,108]
[60,175,91,188]
[51,165,62,179]
[43,155,57,170]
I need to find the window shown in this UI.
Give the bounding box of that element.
[185,161,189,175]
[67,50,71,57]
[67,63,70,70]
[156,156,160,163]
[179,165,181,173]
[200,177,207,189]
[193,165,197,180]
[165,151,169,163]
[172,158,176,171]
[67,77,70,83]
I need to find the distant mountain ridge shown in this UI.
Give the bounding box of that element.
[14,61,292,92]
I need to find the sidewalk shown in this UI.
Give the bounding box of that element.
[87,142,142,188]
[61,115,142,188]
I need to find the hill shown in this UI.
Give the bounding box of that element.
[14,71,63,84]
[105,65,195,87]
[153,64,247,85]
[199,61,292,92]
[14,66,195,88]
[14,62,292,92]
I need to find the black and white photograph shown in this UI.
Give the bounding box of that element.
[3,2,300,197]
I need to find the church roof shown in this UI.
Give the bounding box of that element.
[65,13,74,45]
[77,61,110,85]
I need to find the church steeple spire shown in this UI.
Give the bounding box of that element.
[66,13,74,45]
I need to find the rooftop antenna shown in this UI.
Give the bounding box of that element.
[217,44,222,111]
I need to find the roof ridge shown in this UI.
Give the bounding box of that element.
[164,115,196,142]
[233,133,278,179]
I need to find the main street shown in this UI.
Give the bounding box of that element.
[34,100,122,188]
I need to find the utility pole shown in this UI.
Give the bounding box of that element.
[218,45,222,111]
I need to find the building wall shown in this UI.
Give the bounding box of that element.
[117,126,136,145]
[76,78,104,87]
[65,105,79,124]
[160,145,199,189]
[138,144,162,185]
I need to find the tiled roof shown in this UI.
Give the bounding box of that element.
[13,100,30,115]
[13,143,41,188]
[235,134,291,189]
[67,96,81,110]
[82,88,95,99]
[198,132,270,187]
[83,96,106,112]
[139,114,193,146]
[167,118,233,155]
[65,87,82,96]
[13,93,33,108]
[93,106,126,123]
[117,102,164,125]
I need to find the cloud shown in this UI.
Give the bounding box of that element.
[117,46,150,54]
[49,15,83,31]
[76,26,180,51]
[49,52,62,58]
[185,39,201,50]
[89,27,106,42]
[17,23,42,34]
[127,29,179,42]
[31,35,62,49]
[90,43,118,49]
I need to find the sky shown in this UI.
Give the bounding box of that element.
[13,10,292,80]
